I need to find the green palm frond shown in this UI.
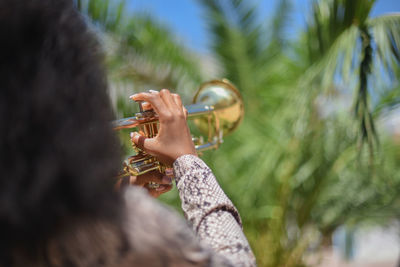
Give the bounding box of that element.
[76,0,203,117]
[373,65,400,116]
[369,14,400,79]
[307,0,375,63]
[269,0,291,47]
[199,0,261,93]
[108,15,203,94]
[356,26,377,154]
[76,0,203,91]
[198,0,294,115]
[302,0,400,154]
[76,0,125,32]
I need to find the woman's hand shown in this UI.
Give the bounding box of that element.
[130,89,197,166]
[115,171,173,198]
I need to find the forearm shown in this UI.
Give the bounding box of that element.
[173,154,256,266]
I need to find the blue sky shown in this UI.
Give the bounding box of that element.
[127,0,400,54]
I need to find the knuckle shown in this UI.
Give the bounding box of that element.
[160,89,170,95]
[149,92,159,99]
[145,94,155,101]
[177,110,185,119]
[162,112,173,122]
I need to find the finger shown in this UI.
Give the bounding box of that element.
[159,89,176,109]
[160,175,173,185]
[164,167,174,178]
[131,91,174,123]
[172,93,183,107]
[132,173,150,186]
[182,106,188,119]
[141,101,153,111]
[135,171,172,185]
[130,92,166,115]
[145,184,173,198]
[172,94,187,119]
[131,132,156,152]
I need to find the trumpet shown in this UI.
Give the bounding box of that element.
[113,79,244,178]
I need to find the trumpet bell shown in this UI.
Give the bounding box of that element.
[191,79,244,137]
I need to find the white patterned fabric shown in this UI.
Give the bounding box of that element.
[173,154,256,266]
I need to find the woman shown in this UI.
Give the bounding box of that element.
[0,0,256,266]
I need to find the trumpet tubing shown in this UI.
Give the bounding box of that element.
[113,79,244,178]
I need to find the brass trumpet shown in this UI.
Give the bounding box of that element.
[113,79,244,178]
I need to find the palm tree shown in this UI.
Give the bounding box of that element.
[304,0,400,157]
[76,0,204,115]
[198,0,400,266]
[77,0,400,266]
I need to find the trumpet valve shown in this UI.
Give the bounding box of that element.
[192,135,204,146]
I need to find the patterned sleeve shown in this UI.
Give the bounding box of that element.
[173,154,257,267]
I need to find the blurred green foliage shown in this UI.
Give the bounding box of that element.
[77,0,400,266]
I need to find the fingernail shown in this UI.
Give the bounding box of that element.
[165,168,174,177]
[156,185,166,191]
[149,90,158,93]
[129,94,137,99]
[162,176,172,184]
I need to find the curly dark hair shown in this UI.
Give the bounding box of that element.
[0,0,122,253]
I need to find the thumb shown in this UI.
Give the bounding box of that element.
[130,132,156,152]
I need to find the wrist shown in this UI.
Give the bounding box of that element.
[173,151,197,163]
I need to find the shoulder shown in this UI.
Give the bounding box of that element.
[121,187,233,266]
[122,187,212,266]
[42,187,232,267]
